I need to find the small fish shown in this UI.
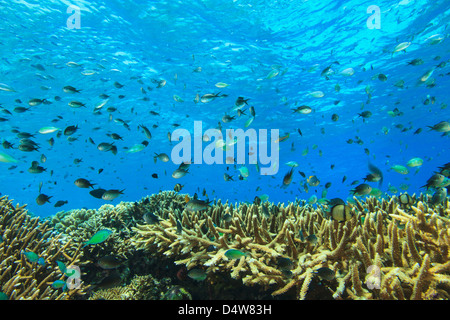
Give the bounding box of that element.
[314,267,335,281]
[83,229,113,247]
[68,101,86,108]
[188,268,207,281]
[64,125,79,136]
[143,212,161,225]
[89,188,107,199]
[224,248,247,260]
[154,153,170,163]
[350,183,372,196]
[282,168,294,187]
[63,85,81,93]
[51,280,67,289]
[427,121,450,133]
[54,200,68,208]
[329,202,353,222]
[22,251,39,263]
[0,83,16,92]
[97,255,124,269]
[215,82,229,88]
[36,194,52,205]
[102,189,125,201]
[391,165,409,175]
[56,260,67,274]
[139,124,152,139]
[307,175,320,187]
[74,178,96,189]
[185,197,211,212]
[174,183,184,192]
[172,168,189,179]
[393,42,411,53]
[421,173,449,189]
[430,187,447,206]
[266,69,279,79]
[38,126,60,134]
[406,157,423,167]
[292,105,312,114]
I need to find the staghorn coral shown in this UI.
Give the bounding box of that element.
[131,192,450,300]
[0,196,88,300]
[45,193,187,292]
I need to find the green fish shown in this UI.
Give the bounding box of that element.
[391,165,409,175]
[0,292,8,300]
[51,280,67,289]
[187,268,207,281]
[224,248,247,260]
[22,250,39,263]
[56,260,67,274]
[83,229,113,247]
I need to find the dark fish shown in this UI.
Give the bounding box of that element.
[235,97,250,108]
[74,178,96,189]
[89,188,107,199]
[151,173,158,179]
[54,200,68,208]
[143,212,161,224]
[314,267,335,281]
[186,197,211,212]
[282,168,294,187]
[64,125,79,136]
[277,257,293,271]
[63,85,81,93]
[96,273,122,290]
[97,255,124,270]
[97,142,114,152]
[36,194,52,205]
[350,183,372,196]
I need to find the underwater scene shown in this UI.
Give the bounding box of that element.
[0,0,450,302]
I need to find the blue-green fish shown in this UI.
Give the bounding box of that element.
[83,229,113,247]
[22,251,39,263]
[37,257,46,266]
[0,292,8,300]
[224,248,247,260]
[51,280,67,289]
[56,260,67,274]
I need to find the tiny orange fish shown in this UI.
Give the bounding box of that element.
[185,195,190,203]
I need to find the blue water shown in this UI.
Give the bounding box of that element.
[0,0,449,217]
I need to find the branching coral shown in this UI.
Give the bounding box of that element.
[132,193,450,300]
[0,196,88,300]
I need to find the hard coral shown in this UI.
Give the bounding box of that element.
[131,194,450,300]
[0,196,88,300]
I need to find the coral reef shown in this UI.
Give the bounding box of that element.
[131,192,450,300]
[0,196,88,300]
[89,274,191,300]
